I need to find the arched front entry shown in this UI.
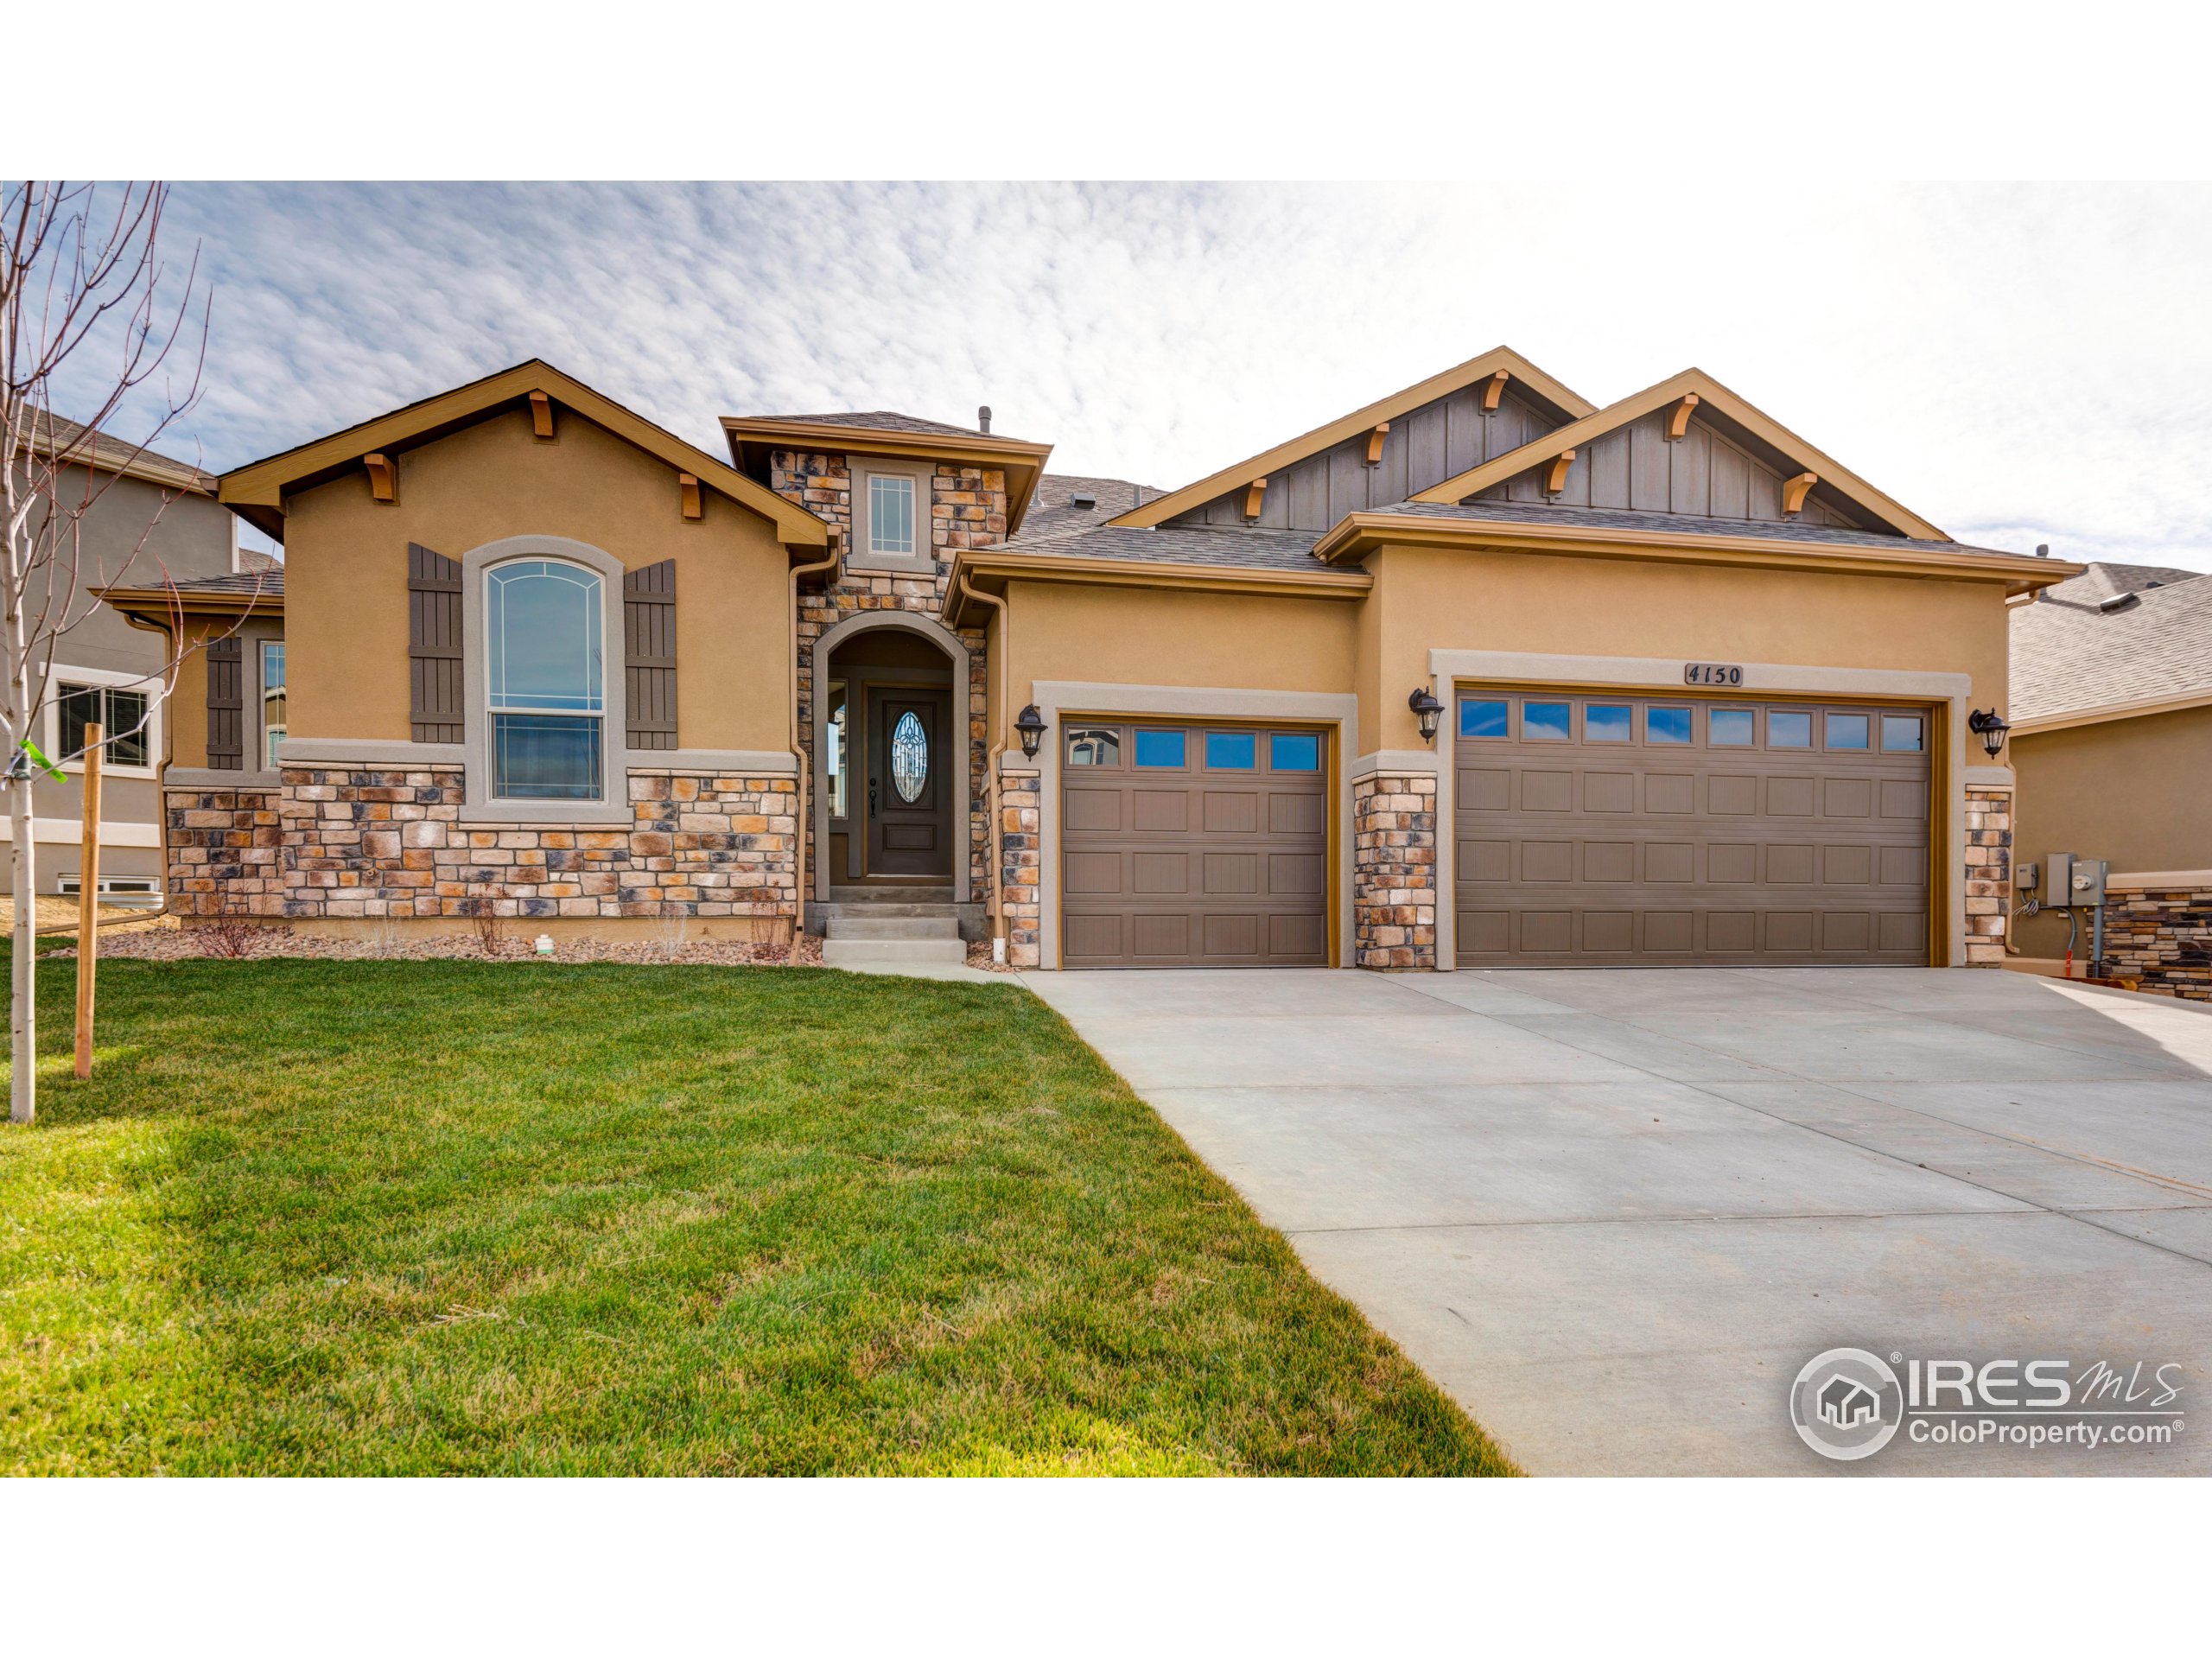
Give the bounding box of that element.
[810,611,973,903]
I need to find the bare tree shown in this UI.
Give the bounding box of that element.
[3,181,213,1125]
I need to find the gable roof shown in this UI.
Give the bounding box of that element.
[2011,562,2212,729]
[1407,368,1947,541]
[15,408,216,494]
[1105,346,1596,530]
[721,412,1054,533]
[220,359,829,549]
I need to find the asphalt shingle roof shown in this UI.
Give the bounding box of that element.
[14,409,215,493]
[1005,474,1320,570]
[2011,561,2212,721]
[754,410,1041,443]
[161,569,285,597]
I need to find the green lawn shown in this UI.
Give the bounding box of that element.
[1,955,1512,1475]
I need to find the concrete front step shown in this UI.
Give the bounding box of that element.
[821,937,969,967]
[827,885,955,905]
[825,914,961,941]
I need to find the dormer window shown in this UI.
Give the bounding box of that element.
[851,462,934,574]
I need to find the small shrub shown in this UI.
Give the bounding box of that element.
[461,897,507,958]
[655,899,689,963]
[365,914,406,958]
[197,905,289,959]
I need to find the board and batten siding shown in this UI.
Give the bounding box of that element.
[1473,409,1864,529]
[1167,385,1567,532]
[623,557,677,750]
[205,635,244,770]
[408,543,464,744]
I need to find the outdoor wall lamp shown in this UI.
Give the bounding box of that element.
[1968,708,2011,760]
[1408,685,1445,746]
[1015,703,1049,760]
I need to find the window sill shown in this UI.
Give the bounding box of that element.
[843,552,938,578]
[459,796,635,827]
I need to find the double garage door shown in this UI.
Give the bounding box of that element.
[1453,690,1932,967]
[1060,721,1328,967]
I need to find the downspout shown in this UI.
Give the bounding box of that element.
[788,530,842,943]
[956,569,1010,957]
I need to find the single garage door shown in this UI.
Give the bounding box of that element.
[1060,721,1327,967]
[1453,690,1930,967]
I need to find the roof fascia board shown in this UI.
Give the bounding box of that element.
[945,549,1370,626]
[1407,369,1948,542]
[1313,512,2083,594]
[2010,688,2212,736]
[94,584,282,620]
[220,361,829,547]
[1104,346,1596,530]
[720,417,1053,533]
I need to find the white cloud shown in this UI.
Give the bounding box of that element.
[63,181,2212,570]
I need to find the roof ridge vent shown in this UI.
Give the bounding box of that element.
[2098,590,2139,613]
[1069,490,1097,510]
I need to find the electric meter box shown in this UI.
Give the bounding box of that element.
[2042,853,2074,907]
[2070,858,2109,906]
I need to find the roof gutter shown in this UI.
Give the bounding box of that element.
[1312,512,2086,594]
[945,550,1371,626]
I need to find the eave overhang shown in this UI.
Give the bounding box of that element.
[220,360,830,550]
[944,548,1370,627]
[1105,346,1596,530]
[2009,688,2212,737]
[1313,512,2085,596]
[721,417,1055,534]
[94,582,283,625]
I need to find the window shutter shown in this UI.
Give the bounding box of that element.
[206,636,244,770]
[408,543,463,743]
[624,558,677,750]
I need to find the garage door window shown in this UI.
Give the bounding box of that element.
[1882,715,1923,752]
[1459,698,1509,739]
[1134,728,1187,768]
[1066,727,1121,766]
[1204,730,1256,769]
[1710,706,1756,746]
[1769,709,1814,747]
[1522,702,1572,741]
[1270,731,1320,771]
[1585,703,1632,742]
[1646,705,1694,745]
[1826,713,1870,750]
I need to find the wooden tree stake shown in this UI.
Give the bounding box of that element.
[74,722,101,1080]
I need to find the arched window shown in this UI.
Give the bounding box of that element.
[486,559,604,799]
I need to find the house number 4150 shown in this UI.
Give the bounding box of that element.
[1684,662,1745,687]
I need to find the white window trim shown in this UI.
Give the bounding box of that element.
[257,638,288,773]
[45,663,162,779]
[458,536,630,824]
[848,460,937,575]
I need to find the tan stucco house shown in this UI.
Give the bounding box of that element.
[111,348,2075,970]
[2009,560,2212,985]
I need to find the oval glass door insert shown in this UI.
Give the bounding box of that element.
[891,710,928,803]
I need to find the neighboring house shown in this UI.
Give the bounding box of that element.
[124,351,2071,970]
[2009,561,2212,960]
[6,415,248,906]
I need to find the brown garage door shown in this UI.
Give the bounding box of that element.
[1453,690,1930,967]
[1060,721,1328,967]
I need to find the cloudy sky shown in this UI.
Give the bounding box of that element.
[77,181,2212,570]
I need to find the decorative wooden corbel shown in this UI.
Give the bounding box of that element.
[1365,423,1390,466]
[678,473,703,520]
[1543,450,1577,495]
[529,390,556,440]
[1782,472,1818,515]
[1243,476,1268,520]
[1667,393,1700,441]
[364,453,397,503]
[1482,370,1510,413]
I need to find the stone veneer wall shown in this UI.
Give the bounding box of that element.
[771,450,1006,903]
[1964,785,2013,967]
[166,766,798,929]
[996,765,1040,967]
[2101,880,2212,1001]
[1352,772,1437,969]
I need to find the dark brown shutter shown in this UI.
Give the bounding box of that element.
[408,543,463,743]
[206,636,244,770]
[624,558,677,750]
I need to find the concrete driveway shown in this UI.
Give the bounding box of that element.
[1022,967,2212,1475]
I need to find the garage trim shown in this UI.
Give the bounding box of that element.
[1030,681,1357,969]
[1424,650,1974,970]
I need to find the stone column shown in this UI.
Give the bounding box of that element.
[1353,772,1437,969]
[1963,784,2014,966]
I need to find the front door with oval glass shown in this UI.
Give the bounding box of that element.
[866,688,953,879]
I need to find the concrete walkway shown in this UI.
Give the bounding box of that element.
[1022,967,2212,1475]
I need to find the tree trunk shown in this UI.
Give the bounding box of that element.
[10,770,35,1125]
